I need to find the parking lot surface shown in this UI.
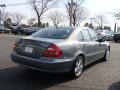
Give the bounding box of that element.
[0,34,120,90]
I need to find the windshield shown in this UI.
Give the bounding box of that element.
[32,27,74,39]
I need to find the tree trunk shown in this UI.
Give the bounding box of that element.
[38,16,40,27]
[73,14,76,26]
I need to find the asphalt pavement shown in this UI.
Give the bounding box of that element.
[0,34,120,90]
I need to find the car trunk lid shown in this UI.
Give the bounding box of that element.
[14,36,64,58]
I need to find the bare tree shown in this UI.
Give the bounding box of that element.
[76,6,89,26]
[94,14,106,30]
[12,12,25,25]
[48,10,64,26]
[66,0,85,26]
[1,11,10,23]
[27,18,36,26]
[29,0,58,27]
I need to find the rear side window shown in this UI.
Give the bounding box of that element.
[81,29,91,41]
[88,29,98,41]
[32,27,74,39]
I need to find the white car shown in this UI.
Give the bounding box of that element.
[96,30,114,41]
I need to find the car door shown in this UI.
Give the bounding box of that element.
[80,29,96,65]
[88,29,105,61]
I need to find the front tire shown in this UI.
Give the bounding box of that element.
[18,32,21,35]
[103,36,106,41]
[71,56,84,78]
[103,47,110,61]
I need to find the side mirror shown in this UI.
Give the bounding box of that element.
[96,38,104,43]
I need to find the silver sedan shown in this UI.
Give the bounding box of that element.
[11,27,110,78]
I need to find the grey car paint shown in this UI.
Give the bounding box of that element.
[11,27,110,73]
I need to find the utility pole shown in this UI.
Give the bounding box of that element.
[0,4,6,26]
[114,20,116,33]
[115,13,120,32]
[0,10,1,25]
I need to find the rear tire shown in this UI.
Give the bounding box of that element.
[71,56,84,78]
[13,33,16,35]
[115,40,118,42]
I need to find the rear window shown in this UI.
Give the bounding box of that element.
[32,27,74,39]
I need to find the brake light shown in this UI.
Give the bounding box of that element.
[13,43,16,50]
[13,43,18,50]
[42,44,63,58]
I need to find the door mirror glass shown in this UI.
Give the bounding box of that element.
[96,38,105,42]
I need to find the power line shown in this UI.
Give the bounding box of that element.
[6,2,29,7]
[3,0,41,7]
[1,0,42,7]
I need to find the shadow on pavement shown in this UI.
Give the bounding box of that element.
[0,66,74,90]
[0,59,105,90]
[108,81,120,90]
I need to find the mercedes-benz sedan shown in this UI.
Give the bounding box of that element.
[11,27,110,78]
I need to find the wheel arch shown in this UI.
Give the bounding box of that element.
[76,53,85,66]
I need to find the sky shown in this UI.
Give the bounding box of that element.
[0,0,120,28]
[83,0,120,14]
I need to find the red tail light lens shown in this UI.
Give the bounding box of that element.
[42,44,63,58]
[13,43,18,50]
[13,43,16,50]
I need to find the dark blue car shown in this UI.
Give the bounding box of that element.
[22,27,41,35]
[11,26,23,35]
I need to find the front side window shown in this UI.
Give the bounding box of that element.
[81,29,91,41]
[77,31,83,41]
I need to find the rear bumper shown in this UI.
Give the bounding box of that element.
[113,37,120,40]
[11,53,73,73]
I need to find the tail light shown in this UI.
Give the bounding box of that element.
[42,44,63,58]
[13,43,16,50]
[13,43,18,50]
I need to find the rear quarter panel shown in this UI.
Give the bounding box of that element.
[55,40,84,61]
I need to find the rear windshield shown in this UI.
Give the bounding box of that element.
[32,27,74,39]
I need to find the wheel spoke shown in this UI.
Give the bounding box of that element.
[75,58,83,76]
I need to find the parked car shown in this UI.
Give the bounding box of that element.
[0,25,11,33]
[4,28,11,33]
[11,27,110,78]
[11,26,23,35]
[0,25,5,33]
[113,32,120,42]
[22,27,41,35]
[96,30,114,41]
